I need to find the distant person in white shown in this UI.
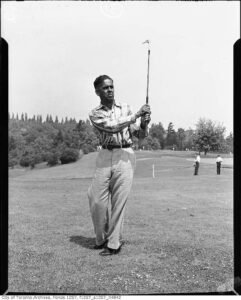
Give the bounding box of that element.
[194,153,200,175]
[216,155,223,175]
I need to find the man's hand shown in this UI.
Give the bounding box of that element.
[136,104,151,118]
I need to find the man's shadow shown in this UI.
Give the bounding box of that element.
[69,236,96,249]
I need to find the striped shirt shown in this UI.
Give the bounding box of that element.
[89,101,145,147]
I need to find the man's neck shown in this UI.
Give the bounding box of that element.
[101,99,114,109]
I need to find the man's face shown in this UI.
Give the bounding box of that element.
[95,79,114,102]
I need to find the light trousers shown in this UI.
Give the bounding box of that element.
[87,147,136,250]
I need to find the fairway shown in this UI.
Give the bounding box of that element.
[8,150,233,294]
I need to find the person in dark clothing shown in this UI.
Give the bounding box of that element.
[216,155,223,175]
[193,153,200,175]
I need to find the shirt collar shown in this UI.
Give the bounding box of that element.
[98,101,121,111]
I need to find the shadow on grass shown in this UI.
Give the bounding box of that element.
[69,235,96,249]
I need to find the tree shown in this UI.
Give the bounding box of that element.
[32,136,54,161]
[9,135,17,151]
[59,148,79,164]
[8,155,18,168]
[19,147,41,168]
[8,131,26,164]
[53,130,64,147]
[49,115,53,123]
[183,128,194,150]
[193,118,226,155]
[138,135,160,150]
[46,152,59,166]
[166,122,177,149]
[139,135,150,150]
[148,137,161,150]
[37,115,42,123]
[225,133,233,153]
[74,120,99,152]
[25,128,40,144]
[9,114,90,168]
[176,128,185,150]
[149,122,166,149]
[82,144,96,154]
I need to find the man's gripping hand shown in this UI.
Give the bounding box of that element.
[135,104,151,118]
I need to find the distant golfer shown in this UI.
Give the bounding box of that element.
[87,75,151,256]
[216,154,223,175]
[194,152,200,175]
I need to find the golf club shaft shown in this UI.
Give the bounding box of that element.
[145,48,150,137]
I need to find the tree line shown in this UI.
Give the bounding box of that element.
[141,119,233,155]
[9,113,233,168]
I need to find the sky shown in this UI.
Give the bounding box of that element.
[2,1,239,135]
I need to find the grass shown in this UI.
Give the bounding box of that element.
[8,150,233,294]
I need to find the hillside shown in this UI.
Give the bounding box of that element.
[9,152,97,181]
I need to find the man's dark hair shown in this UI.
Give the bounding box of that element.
[94,75,113,89]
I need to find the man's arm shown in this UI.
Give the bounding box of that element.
[89,109,138,134]
[90,104,150,134]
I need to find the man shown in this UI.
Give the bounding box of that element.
[87,75,151,256]
[216,154,223,175]
[193,152,200,175]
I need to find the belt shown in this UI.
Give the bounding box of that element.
[102,144,131,150]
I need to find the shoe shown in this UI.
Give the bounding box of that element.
[99,246,122,256]
[93,241,107,250]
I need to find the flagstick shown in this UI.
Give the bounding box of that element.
[152,164,155,178]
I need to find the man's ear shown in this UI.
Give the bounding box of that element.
[95,89,100,96]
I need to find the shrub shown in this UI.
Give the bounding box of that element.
[8,157,19,168]
[59,148,79,164]
[81,144,96,154]
[46,152,59,166]
[19,156,31,167]
[19,153,41,168]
